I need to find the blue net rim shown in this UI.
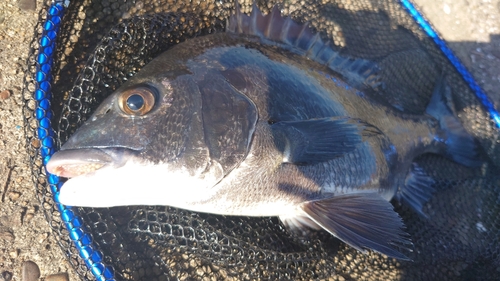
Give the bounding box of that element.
[35,1,115,280]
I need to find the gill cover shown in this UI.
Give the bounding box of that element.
[199,70,258,173]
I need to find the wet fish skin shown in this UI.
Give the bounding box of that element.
[46,4,480,260]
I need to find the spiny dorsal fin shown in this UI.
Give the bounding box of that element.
[227,2,382,89]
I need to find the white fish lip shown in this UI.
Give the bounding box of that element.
[46,148,116,178]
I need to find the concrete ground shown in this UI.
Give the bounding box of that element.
[0,0,497,280]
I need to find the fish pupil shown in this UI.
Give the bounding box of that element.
[126,94,144,111]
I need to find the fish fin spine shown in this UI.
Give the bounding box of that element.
[227,2,382,89]
[279,214,322,236]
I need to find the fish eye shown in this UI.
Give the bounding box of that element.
[127,94,144,110]
[119,86,156,116]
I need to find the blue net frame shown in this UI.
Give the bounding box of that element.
[32,1,115,280]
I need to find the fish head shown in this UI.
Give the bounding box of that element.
[47,63,258,207]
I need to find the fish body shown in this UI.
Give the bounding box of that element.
[46,4,479,259]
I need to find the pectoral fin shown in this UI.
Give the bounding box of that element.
[301,193,412,260]
[272,117,380,164]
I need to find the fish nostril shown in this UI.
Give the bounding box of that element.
[91,107,112,121]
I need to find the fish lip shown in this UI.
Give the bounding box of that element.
[46,148,128,178]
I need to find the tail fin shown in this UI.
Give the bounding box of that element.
[425,76,482,167]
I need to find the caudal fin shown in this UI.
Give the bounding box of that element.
[425,76,482,167]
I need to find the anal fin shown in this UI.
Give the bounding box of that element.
[396,163,435,218]
[301,193,412,260]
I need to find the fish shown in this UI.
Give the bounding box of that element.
[46,3,480,260]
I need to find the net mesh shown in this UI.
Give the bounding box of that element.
[23,0,500,280]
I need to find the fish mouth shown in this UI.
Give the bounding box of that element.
[46,148,128,178]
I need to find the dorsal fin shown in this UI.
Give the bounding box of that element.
[227,2,382,89]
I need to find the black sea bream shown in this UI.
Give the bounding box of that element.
[46,4,479,259]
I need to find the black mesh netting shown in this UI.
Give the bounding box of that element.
[22,0,500,280]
